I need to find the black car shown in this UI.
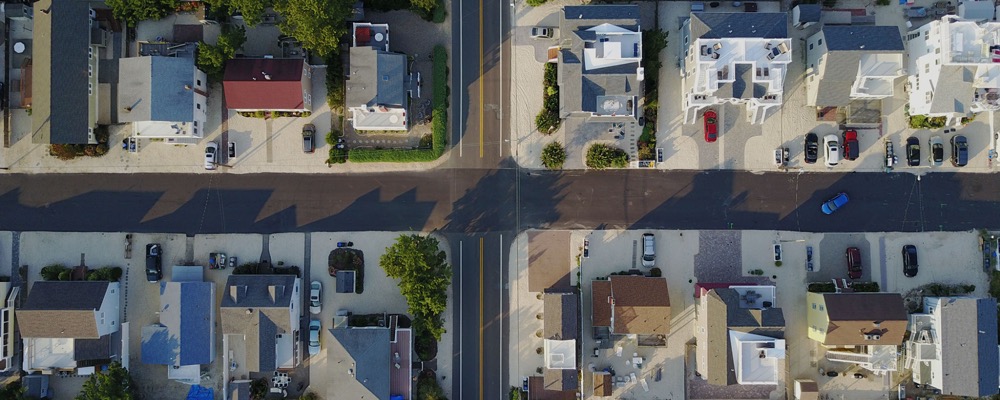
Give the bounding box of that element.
[906,137,920,166]
[804,133,818,164]
[146,243,162,282]
[951,135,968,167]
[902,245,918,277]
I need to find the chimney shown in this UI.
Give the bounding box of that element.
[268,285,284,303]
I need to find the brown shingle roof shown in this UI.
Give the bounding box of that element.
[592,276,670,335]
[528,231,571,292]
[17,281,111,338]
[822,293,907,345]
[593,371,612,396]
[591,280,612,327]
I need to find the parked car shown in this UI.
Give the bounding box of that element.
[902,245,918,277]
[845,247,862,279]
[824,135,841,167]
[821,192,849,215]
[530,27,552,38]
[302,124,316,153]
[928,136,944,166]
[145,243,162,283]
[842,130,859,161]
[308,320,321,355]
[704,110,718,143]
[804,133,818,164]
[951,135,968,167]
[906,137,920,166]
[309,281,322,315]
[641,233,655,268]
[204,142,218,170]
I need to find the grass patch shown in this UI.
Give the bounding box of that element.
[349,46,448,162]
[908,114,947,129]
[535,63,561,134]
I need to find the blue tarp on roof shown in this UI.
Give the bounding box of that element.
[187,385,214,400]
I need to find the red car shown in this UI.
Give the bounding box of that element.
[704,110,718,142]
[845,247,862,279]
[842,130,859,160]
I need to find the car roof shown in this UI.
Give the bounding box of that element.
[907,137,919,144]
[954,135,968,144]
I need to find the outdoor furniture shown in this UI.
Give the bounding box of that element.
[713,43,722,51]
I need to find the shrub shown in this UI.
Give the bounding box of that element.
[649,267,662,277]
[541,142,566,170]
[585,144,628,169]
[58,270,71,281]
[41,264,69,281]
[526,0,548,5]
[641,29,668,104]
[326,52,345,110]
[851,282,880,292]
[637,124,656,161]
[808,282,837,293]
[416,370,447,400]
[774,261,783,267]
[909,114,947,129]
[535,63,561,134]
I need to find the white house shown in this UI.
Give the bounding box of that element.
[906,15,1000,124]
[346,23,419,131]
[118,56,209,143]
[17,281,121,373]
[805,25,905,107]
[905,297,999,397]
[680,13,791,124]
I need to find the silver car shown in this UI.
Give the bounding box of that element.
[824,135,840,167]
[928,135,944,166]
[204,142,218,170]
[309,281,322,315]
[641,233,655,268]
[308,320,321,356]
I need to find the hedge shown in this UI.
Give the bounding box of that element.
[349,45,448,162]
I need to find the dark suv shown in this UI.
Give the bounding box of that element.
[845,247,862,279]
[902,245,918,277]
[951,135,968,167]
[146,243,162,282]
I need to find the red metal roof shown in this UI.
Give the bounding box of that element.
[223,58,306,110]
[356,26,371,46]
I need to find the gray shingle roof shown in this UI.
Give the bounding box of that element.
[31,0,95,144]
[929,66,976,114]
[18,281,110,338]
[544,293,578,340]
[118,56,197,123]
[347,47,409,108]
[220,275,298,372]
[797,4,822,22]
[823,26,904,51]
[330,327,390,399]
[690,13,788,39]
[939,297,999,397]
[74,335,112,361]
[142,281,215,366]
[336,270,356,293]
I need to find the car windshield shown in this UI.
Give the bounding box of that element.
[642,254,654,261]
[932,145,943,160]
[827,201,839,212]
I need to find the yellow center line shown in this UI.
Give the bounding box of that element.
[479,0,484,158]
[479,237,485,400]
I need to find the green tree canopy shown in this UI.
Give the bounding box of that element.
[106,0,177,26]
[274,0,353,56]
[76,362,135,400]
[541,142,566,170]
[196,24,247,79]
[380,234,451,340]
[229,0,273,26]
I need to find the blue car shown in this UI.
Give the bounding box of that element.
[822,192,849,214]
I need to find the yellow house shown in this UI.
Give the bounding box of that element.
[806,292,907,346]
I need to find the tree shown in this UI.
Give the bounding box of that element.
[229,0,273,26]
[76,362,134,400]
[196,24,247,79]
[541,142,566,170]
[274,0,353,56]
[585,143,628,169]
[410,0,437,13]
[105,0,177,26]
[380,235,451,341]
[0,381,24,400]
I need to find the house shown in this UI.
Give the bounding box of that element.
[680,13,791,124]
[905,297,999,397]
[558,6,644,124]
[793,379,819,400]
[17,281,120,373]
[31,0,112,144]
[792,4,821,29]
[695,286,785,386]
[346,23,419,131]
[591,275,670,343]
[141,266,216,384]
[806,292,907,373]
[0,282,19,372]
[118,56,209,144]
[327,313,412,399]
[220,275,301,382]
[543,292,578,392]
[906,15,1000,124]
[223,58,312,112]
[805,26,905,107]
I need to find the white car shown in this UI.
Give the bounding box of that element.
[308,319,321,356]
[204,142,219,170]
[823,135,840,167]
[309,281,322,315]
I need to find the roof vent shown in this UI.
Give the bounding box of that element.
[262,72,272,80]
[246,308,253,315]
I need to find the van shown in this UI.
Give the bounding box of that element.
[642,233,655,267]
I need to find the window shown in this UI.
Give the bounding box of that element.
[809,43,814,50]
[811,303,816,309]
[935,47,941,54]
[194,127,198,134]
[819,305,824,311]
[197,79,202,86]
[197,104,201,110]
[111,289,115,294]
[194,121,198,126]
[818,38,823,45]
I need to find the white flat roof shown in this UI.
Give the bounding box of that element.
[544,339,576,369]
[25,338,76,370]
[731,331,784,385]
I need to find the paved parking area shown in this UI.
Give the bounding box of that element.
[812,233,871,282]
